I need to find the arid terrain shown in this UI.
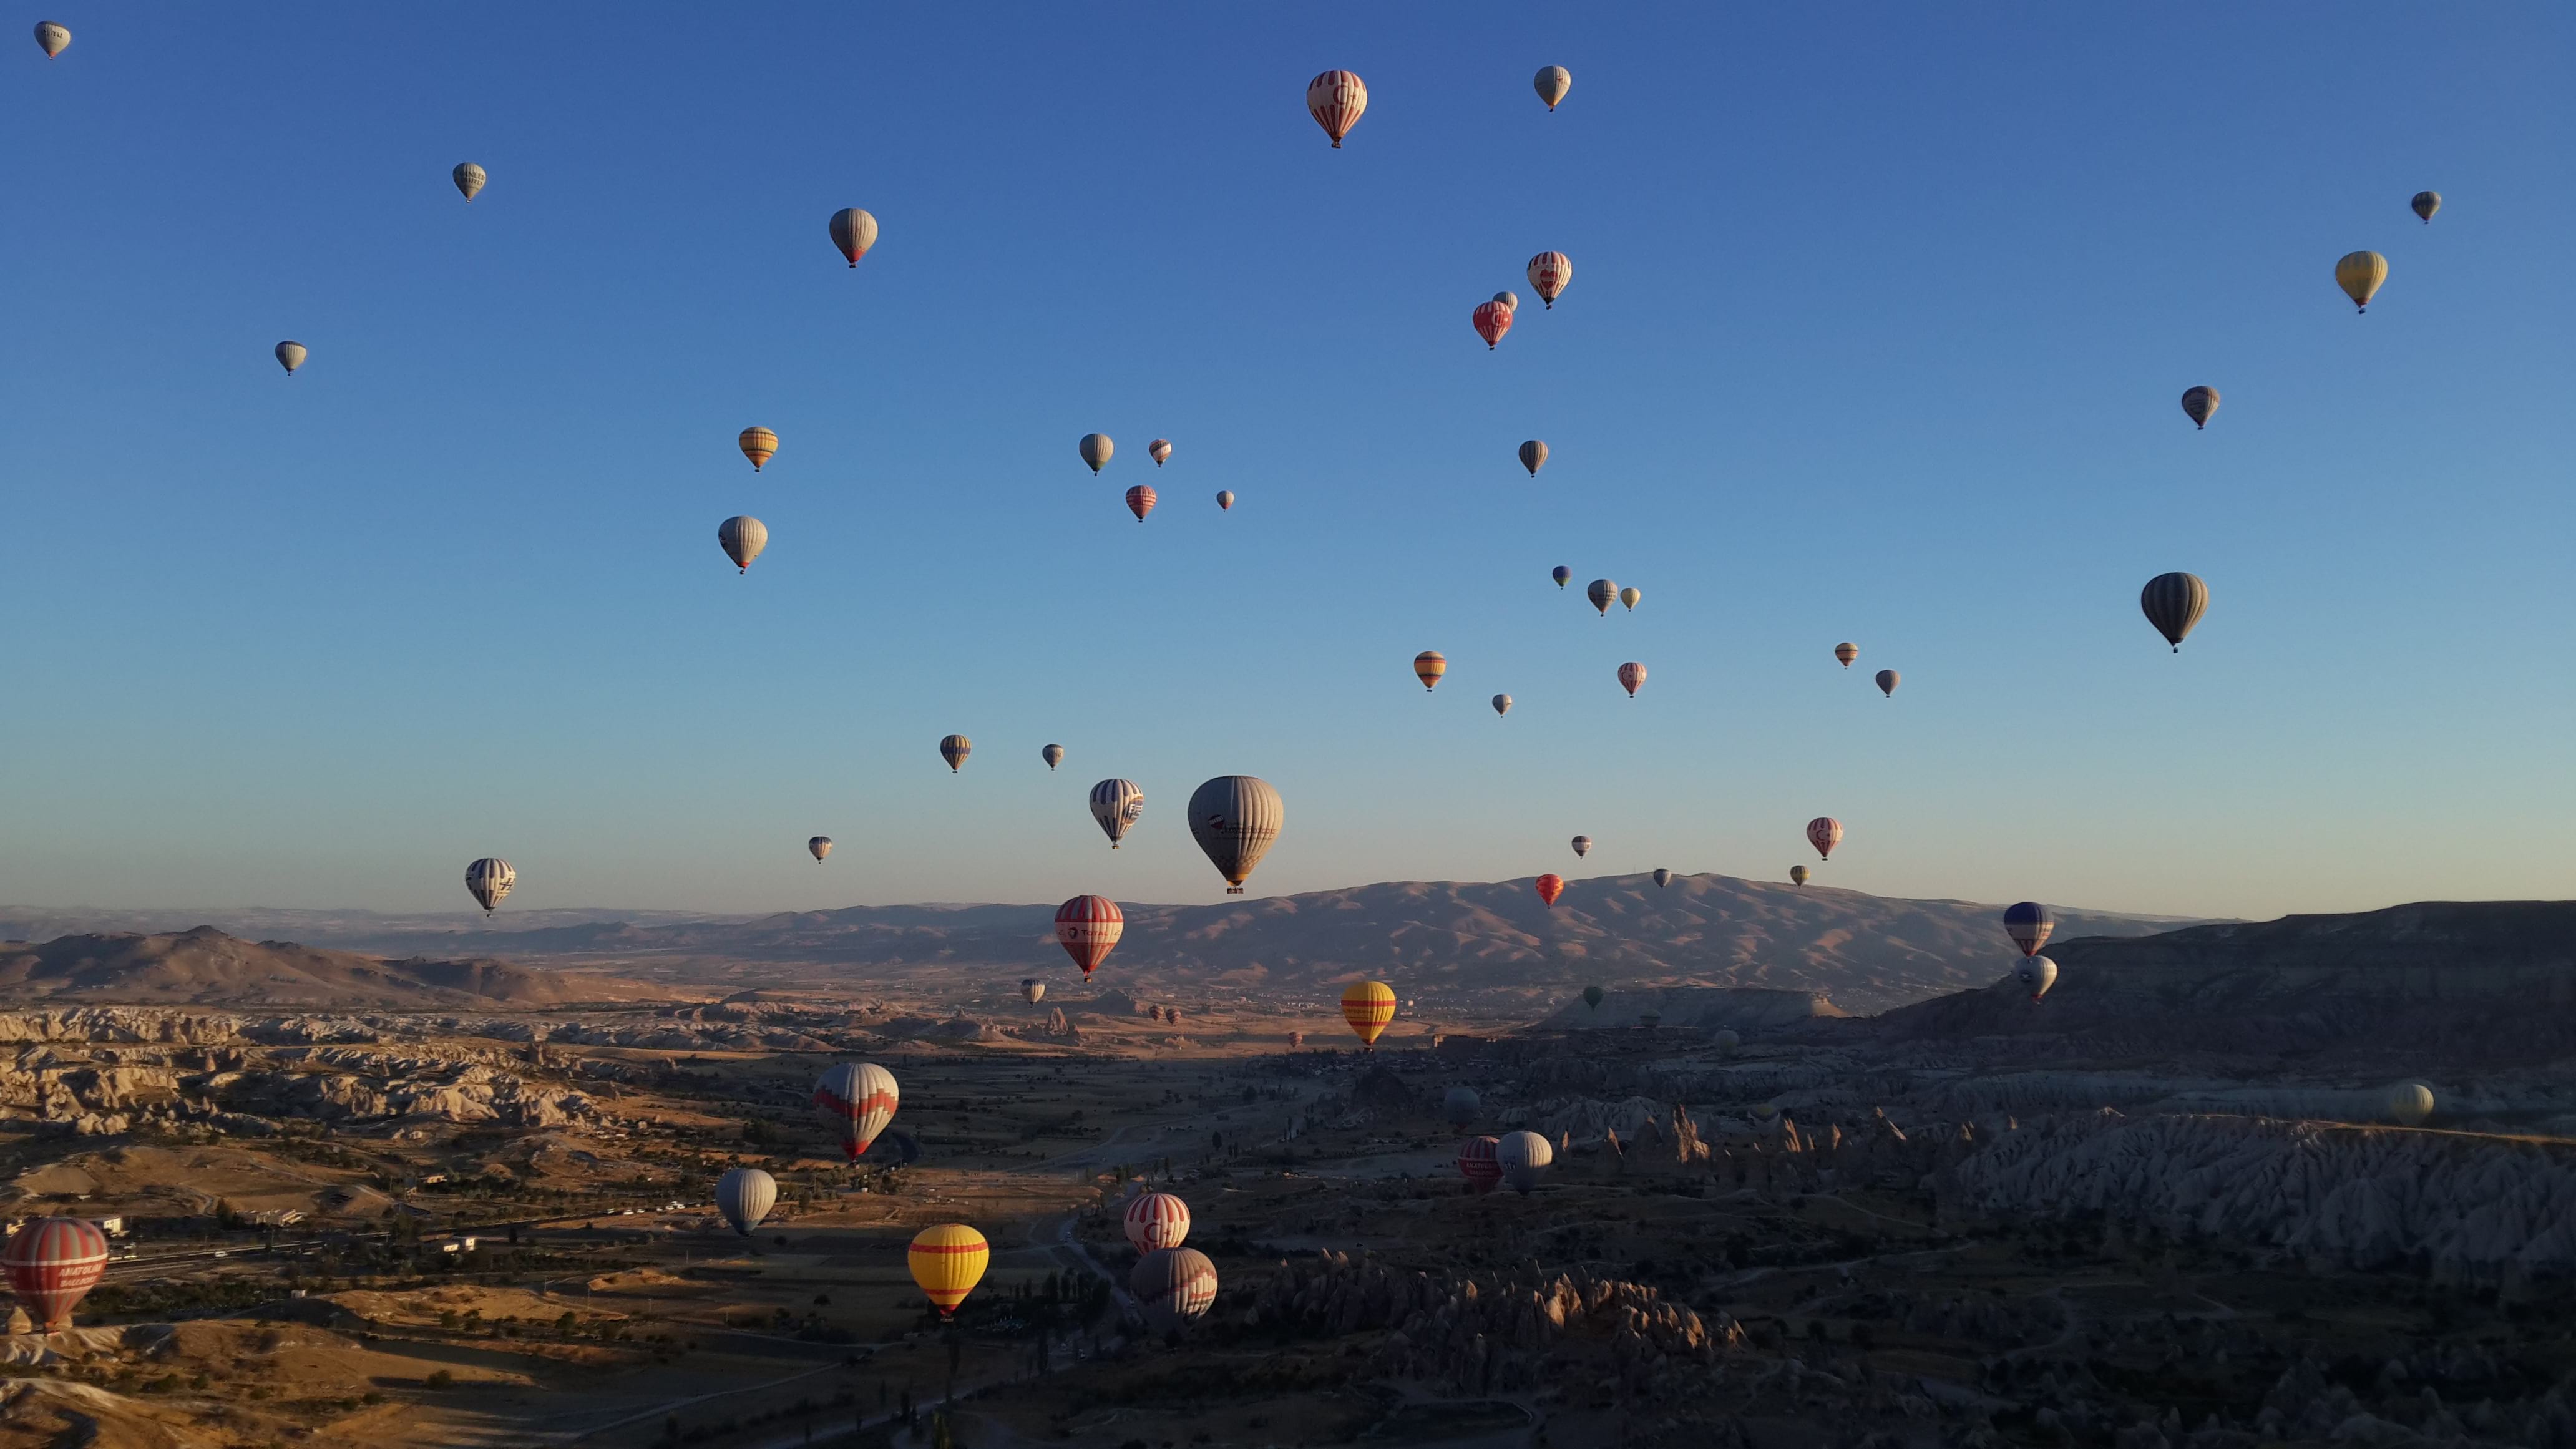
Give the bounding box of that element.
[2,890,2573,1448]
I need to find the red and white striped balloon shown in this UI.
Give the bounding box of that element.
[1526,251,1573,308]
[1458,1135,1502,1192]
[1305,70,1367,147]
[1471,300,1514,350]
[812,1062,899,1160]
[1125,484,1156,522]
[2,1217,108,1330]
[1123,1191,1191,1252]
[1617,661,1647,697]
[1806,816,1843,861]
[1055,895,1125,977]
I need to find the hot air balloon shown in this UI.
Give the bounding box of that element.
[1533,66,1571,111]
[1519,440,1549,477]
[1585,578,1616,615]
[1305,69,1367,147]
[1413,651,1447,691]
[939,734,972,772]
[275,341,307,375]
[1133,1247,1219,1333]
[1189,776,1282,895]
[1,1219,105,1330]
[33,21,70,57]
[1472,300,1513,350]
[2003,901,2054,957]
[1582,985,1603,1010]
[1341,980,1397,1048]
[1617,662,1647,697]
[1618,587,1640,611]
[2411,190,2441,225]
[718,515,767,573]
[1493,291,1520,311]
[1491,693,1513,717]
[1125,485,1156,522]
[808,836,832,862]
[1834,643,1858,668]
[1088,778,1144,847]
[1496,1130,1552,1194]
[1874,669,1898,697]
[738,427,778,470]
[452,162,487,202]
[813,1063,899,1159]
[1551,566,1571,588]
[1526,252,1572,309]
[2335,251,2388,312]
[715,1167,777,1237]
[1805,817,1842,861]
[465,858,514,915]
[1458,1134,1502,1191]
[908,1224,988,1318]
[1123,1193,1191,1252]
[1652,868,1672,889]
[1055,895,1124,977]
[1148,439,1172,467]
[1287,1030,1305,1048]
[1790,865,1810,886]
[1536,874,1565,907]
[1079,433,1113,474]
[828,208,878,268]
[1443,1086,1480,1128]
[2180,386,2219,430]
[2385,1081,2436,1126]
[1216,490,1235,510]
[1042,743,1065,771]
[1569,835,1592,858]
[1022,978,1045,1004]
[2015,955,2057,1003]
[2141,572,2207,652]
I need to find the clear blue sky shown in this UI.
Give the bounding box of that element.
[4,5,2570,920]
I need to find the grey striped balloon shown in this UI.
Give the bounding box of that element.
[2140,572,2208,652]
[1188,775,1282,895]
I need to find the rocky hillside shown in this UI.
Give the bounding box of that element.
[0,928,645,1008]
[307,876,2197,1015]
[1875,900,2576,1062]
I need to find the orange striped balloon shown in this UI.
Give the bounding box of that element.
[1617,661,1646,697]
[1340,980,1397,1048]
[738,427,778,471]
[1125,484,1156,522]
[907,1224,988,1318]
[1413,651,1447,691]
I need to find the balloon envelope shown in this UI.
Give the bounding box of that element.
[1188,776,1283,894]
[465,858,514,915]
[1834,642,1858,668]
[738,426,778,470]
[1492,291,1520,310]
[1055,895,1125,977]
[1216,490,1235,510]
[34,21,70,57]
[1042,743,1065,770]
[1874,669,1899,697]
[1443,1086,1480,1127]
[2386,1081,2436,1126]
[1491,693,1513,716]
[1022,978,1045,1004]
[718,515,767,572]
[2335,250,2388,311]
[2180,386,2219,429]
[1305,69,1367,147]
[1458,1134,1502,1191]
[1088,778,1144,847]
[1790,865,1810,886]
[1471,300,1513,349]
[715,1167,777,1237]
[828,208,879,266]
[1526,251,1572,308]
[1533,65,1571,110]
[1079,433,1113,473]
[1519,439,1549,476]
[1413,651,1447,690]
[1617,662,1647,696]
[939,734,972,772]
[1618,587,1640,610]
[907,1224,988,1317]
[2,1218,106,1329]
[1125,484,1156,521]
[1582,984,1603,1010]
[1652,868,1672,888]
[1536,874,1565,907]
[275,341,307,374]
[1805,818,1843,860]
[813,1063,899,1159]
[1148,438,1173,466]
[1586,578,1616,615]
[1496,1130,1553,1194]
[452,162,486,201]
[808,836,832,862]
[1131,1247,1219,1333]
[2140,572,2208,651]
[2015,955,2058,1003]
[1341,980,1397,1047]
[1551,566,1571,588]
[2003,901,2055,957]
[1570,836,1591,858]
[1123,1192,1191,1252]
[2411,190,2441,224]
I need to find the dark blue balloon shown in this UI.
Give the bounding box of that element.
[1551,565,1571,588]
[2003,900,2055,957]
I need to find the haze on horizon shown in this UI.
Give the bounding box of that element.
[3,6,2570,926]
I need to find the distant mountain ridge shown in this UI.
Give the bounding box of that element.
[76,874,2196,1014]
[0,927,653,1008]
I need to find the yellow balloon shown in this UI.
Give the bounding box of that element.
[1340,980,1396,1048]
[907,1224,988,1318]
[738,427,778,471]
[2335,251,2388,312]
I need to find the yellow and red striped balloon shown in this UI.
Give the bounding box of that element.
[908,1224,988,1318]
[1340,980,1397,1048]
[1413,651,1447,691]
